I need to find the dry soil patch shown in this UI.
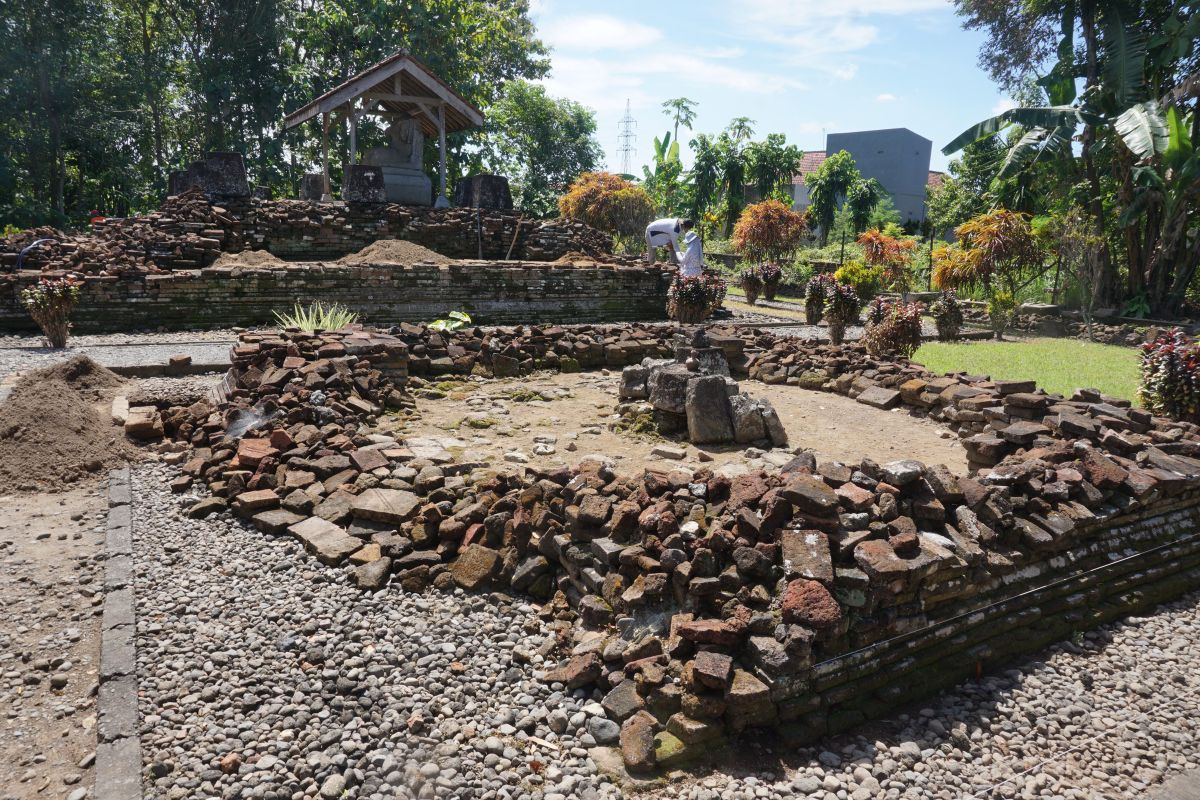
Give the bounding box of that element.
[0,356,136,494]
[0,484,106,799]
[394,371,967,475]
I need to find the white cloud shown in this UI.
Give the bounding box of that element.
[828,64,859,81]
[876,93,897,102]
[991,97,1017,115]
[539,13,662,51]
[728,0,947,57]
[540,50,805,115]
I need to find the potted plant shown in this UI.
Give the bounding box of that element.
[759,262,783,301]
[805,273,832,324]
[21,275,83,348]
[669,275,724,323]
[824,280,861,345]
[740,268,764,305]
[930,289,963,341]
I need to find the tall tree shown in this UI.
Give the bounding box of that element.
[804,150,861,246]
[745,133,803,201]
[661,97,697,143]
[475,80,602,217]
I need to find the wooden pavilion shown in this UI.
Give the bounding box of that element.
[283,52,484,205]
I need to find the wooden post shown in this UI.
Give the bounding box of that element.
[348,105,358,166]
[435,104,448,208]
[320,111,332,201]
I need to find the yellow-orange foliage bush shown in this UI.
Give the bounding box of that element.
[731,200,808,264]
[557,172,655,238]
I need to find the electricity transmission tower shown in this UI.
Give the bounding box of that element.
[617,99,637,176]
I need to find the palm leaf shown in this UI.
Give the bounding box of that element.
[1114,100,1168,160]
[1102,13,1147,107]
[997,126,1073,178]
[943,107,1092,155]
[1164,105,1194,171]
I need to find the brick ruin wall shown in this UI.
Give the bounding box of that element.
[141,322,1200,772]
[0,195,662,333]
[0,261,674,333]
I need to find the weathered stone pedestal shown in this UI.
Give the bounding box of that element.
[380,166,432,206]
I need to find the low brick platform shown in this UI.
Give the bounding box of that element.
[0,261,675,333]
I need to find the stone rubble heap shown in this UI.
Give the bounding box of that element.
[128,322,1200,776]
[618,335,788,448]
[0,189,240,275]
[0,190,616,277]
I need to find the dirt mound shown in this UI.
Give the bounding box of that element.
[553,251,608,266]
[211,250,284,268]
[0,356,136,493]
[339,239,451,266]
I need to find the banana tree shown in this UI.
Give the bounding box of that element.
[641,131,690,216]
[1121,104,1200,314]
[944,3,1200,313]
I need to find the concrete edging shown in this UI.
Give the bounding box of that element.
[96,466,142,800]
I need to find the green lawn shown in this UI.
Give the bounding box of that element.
[913,337,1143,403]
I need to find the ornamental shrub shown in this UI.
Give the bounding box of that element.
[731,200,808,264]
[558,172,655,239]
[739,268,764,304]
[668,274,727,320]
[824,280,861,345]
[930,289,963,341]
[863,301,925,358]
[804,272,835,324]
[833,260,883,299]
[865,296,889,328]
[21,276,82,348]
[1139,329,1200,422]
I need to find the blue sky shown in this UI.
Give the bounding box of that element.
[529,0,1017,173]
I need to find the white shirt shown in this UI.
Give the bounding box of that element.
[646,217,681,248]
[677,230,703,277]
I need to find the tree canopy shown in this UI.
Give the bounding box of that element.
[0,0,554,227]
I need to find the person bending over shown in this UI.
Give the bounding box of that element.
[644,217,682,264]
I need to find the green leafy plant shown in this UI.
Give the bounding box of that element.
[986,291,1018,338]
[1138,329,1200,422]
[1123,292,1151,318]
[274,301,359,333]
[833,260,883,299]
[930,289,964,341]
[863,301,925,358]
[21,276,82,348]
[428,310,473,333]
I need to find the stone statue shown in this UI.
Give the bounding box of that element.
[364,114,424,171]
[361,112,432,205]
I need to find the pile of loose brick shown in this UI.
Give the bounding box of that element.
[1,190,615,276]
[0,189,244,275]
[132,323,1200,775]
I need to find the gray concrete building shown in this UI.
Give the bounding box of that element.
[790,127,936,227]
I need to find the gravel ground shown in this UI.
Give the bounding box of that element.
[644,599,1200,800]
[0,331,239,380]
[132,458,1200,800]
[132,463,624,800]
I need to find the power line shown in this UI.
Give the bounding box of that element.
[617,99,637,176]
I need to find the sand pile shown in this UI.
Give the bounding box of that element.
[0,356,136,493]
[211,250,284,268]
[553,251,608,266]
[339,239,451,266]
